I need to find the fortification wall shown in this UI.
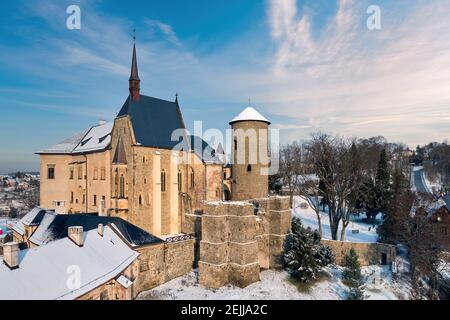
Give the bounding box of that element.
[321,239,396,266]
[198,196,291,289]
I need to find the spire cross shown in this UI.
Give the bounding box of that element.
[133,29,136,43]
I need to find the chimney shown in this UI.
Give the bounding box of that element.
[3,242,19,269]
[68,226,84,247]
[97,224,104,237]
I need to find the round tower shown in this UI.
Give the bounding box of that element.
[229,106,270,201]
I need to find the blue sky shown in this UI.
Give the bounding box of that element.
[1,0,450,173]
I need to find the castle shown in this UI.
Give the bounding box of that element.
[37,42,271,238]
[1,42,292,299]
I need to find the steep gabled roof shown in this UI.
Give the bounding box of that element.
[117,95,189,150]
[113,136,127,164]
[189,135,223,164]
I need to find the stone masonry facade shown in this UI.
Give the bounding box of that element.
[321,239,396,267]
[198,196,291,289]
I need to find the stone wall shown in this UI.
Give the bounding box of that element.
[321,239,396,267]
[198,196,291,289]
[133,236,196,296]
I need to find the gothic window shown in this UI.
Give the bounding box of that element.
[78,166,83,180]
[190,168,195,189]
[69,167,74,180]
[247,164,252,172]
[114,172,119,197]
[93,167,98,180]
[100,167,106,180]
[119,175,125,198]
[178,170,182,192]
[161,170,166,192]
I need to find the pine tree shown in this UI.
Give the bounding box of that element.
[342,248,362,287]
[348,287,364,300]
[284,217,334,283]
[376,149,390,189]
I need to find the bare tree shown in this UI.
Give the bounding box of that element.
[294,162,323,237]
[279,142,302,206]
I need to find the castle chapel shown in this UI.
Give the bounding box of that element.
[37,43,271,237]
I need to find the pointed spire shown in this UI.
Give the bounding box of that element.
[129,30,141,102]
[129,43,140,81]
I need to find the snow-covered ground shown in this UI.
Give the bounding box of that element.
[292,196,380,243]
[137,265,411,300]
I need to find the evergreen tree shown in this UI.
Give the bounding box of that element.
[376,149,390,189]
[348,287,364,300]
[342,248,362,287]
[284,217,334,283]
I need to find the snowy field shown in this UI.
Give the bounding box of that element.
[292,196,380,243]
[137,266,411,300]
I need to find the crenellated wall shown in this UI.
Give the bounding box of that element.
[198,196,291,289]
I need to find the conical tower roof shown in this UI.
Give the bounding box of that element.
[229,106,270,125]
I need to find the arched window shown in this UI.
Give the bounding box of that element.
[119,175,125,198]
[114,172,119,197]
[189,168,194,189]
[178,170,182,192]
[139,195,143,205]
[247,164,252,172]
[161,170,166,192]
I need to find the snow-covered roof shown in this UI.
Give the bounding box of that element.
[229,106,270,125]
[0,226,139,300]
[37,130,89,154]
[12,207,51,236]
[72,122,113,153]
[116,275,133,289]
[12,208,163,247]
[37,122,113,155]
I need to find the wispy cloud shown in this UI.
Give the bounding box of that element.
[262,0,450,145]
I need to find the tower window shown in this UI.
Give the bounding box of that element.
[47,166,55,179]
[69,168,74,180]
[93,167,98,180]
[161,170,166,192]
[93,195,97,206]
[178,170,182,192]
[189,168,194,189]
[119,175,125,198]
[247,164,252,172]
[139,195,143,205]
[100,167,106,180]
[234,138,237,151]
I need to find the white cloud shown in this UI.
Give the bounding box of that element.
[263,0,450,146]
[2,0,450,149]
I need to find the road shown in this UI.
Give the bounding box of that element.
[413,167,431,194]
